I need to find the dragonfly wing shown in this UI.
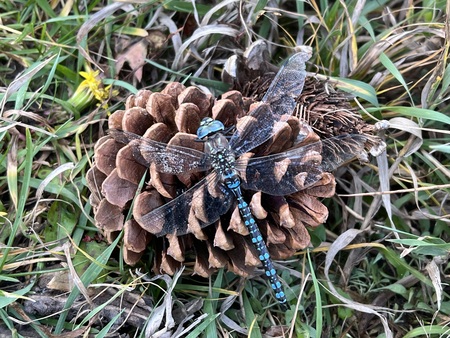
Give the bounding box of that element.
[238,134,369,195]
[109,129,211,175]
[229,51,311,156]
[135,173,234,237]
[320,134,370,171]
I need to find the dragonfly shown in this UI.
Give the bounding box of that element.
[110,51,372,308]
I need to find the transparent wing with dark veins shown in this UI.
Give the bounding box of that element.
[229,51,311,156]
[237,134,369,195]
[109,129,212,175]
[135,173,234,237]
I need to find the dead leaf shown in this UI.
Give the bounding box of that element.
[116,40,148,82]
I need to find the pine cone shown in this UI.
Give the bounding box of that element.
[87,81,338,278]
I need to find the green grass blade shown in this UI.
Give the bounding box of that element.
[0,283,34,308]
[184,313,220,338]
[334,77,379,107]
[0,129,33,269]
[95,309,126,338]
[367,106,450,124]
[307,249,323,338]
[379,52,414,103]
[243,292,262,338]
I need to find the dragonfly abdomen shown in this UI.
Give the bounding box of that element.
[229,184,287,307]
[203,123,288,307]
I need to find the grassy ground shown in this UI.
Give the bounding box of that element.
[1,1,450,337]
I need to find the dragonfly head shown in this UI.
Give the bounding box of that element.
[196,117,225,140]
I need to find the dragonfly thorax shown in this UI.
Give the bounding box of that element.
[203,132,240,189]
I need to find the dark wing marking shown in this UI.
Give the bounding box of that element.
[229,51,311,156]
[135,173,234,237]
[109,129,212,175]
[237,134,369,195]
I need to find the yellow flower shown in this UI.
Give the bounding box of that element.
[68,67,117,111]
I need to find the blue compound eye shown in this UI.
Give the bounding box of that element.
[197,118,225,139]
